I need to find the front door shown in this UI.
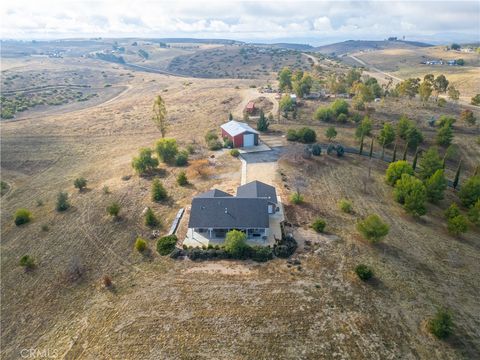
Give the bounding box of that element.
[243,133,254,147]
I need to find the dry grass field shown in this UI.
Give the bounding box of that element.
[1,44,480,359]
[351,46,480,100]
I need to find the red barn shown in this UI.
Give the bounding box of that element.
[221,120,259,148]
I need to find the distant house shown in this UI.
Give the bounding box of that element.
[245,101,256,114]
[221,120,259,148]
[187,181,279,243]
[290,94,297,103]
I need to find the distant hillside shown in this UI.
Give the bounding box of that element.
[315,39,432,55]
[253,43,314,51]
[151,38,244,45]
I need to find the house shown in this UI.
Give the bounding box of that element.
[290,94,297,103]
[187,181,280,243]
[221,120,259,148]
[245,101,256,114]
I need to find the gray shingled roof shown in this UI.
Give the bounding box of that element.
[236,180,277,204]
[188,197,269,229]
[196,189,232,198]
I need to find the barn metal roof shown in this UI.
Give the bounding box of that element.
[220,120,259,137]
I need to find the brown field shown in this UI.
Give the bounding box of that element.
[1,46,480,359]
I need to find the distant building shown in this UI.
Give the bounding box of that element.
[245,101,256,114]
[221,120,259,148]
[290,94,297,103]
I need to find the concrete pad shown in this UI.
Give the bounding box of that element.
[237,143,271,154]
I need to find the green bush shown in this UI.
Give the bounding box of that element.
[447,215,468,236]
[357,214,389,243]
[56,192,70,212]
[151,179,167,201]
[145,207,159,227]
[286,129,299,141]
[175,150,189,166]
[355,264,373,281]
[394,174,427,216]
[425,169,447,203]
[207,139,223,150]
[314,107,335,122]
[73,177,87,191]
[135,237,147,252]
[230,149,240,157]
[205,130,219,143]
[468,200,480,226]
[311,144,322,156]
[132,148,159,175]
[106,202,121,218]
[296,127,316,143]
[14,208,32,226]
[19,255,35,270]
[156,235,177,255]
[331,99,349,116]
[224,230,250,259]
[251,246,273,262]
[290,192,304,204]
[458,175,480,208]
[177,171,188,186]
[312,218,326,233]
[336,145,345,157]
[155,138,178,164]
[273,234,297,258]
[339,199,353,213]
[385,160,414,186]
[428,308,453,339]
[336,113,348,123]
[444,203,461,219]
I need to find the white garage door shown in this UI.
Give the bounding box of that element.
[243,133,255,147]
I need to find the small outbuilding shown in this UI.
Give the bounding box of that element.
[221,120,259,148]
[245,101,256,114]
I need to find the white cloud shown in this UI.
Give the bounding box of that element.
[0,1,478,43]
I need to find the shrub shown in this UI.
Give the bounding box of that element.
[337,113,348,123]
[428,308,453,339]
[355,264,373,281]
[286,129,299,141]
[56,192,70,212]
[325,127,337,141]
[458,175,480,207]
[14,208,32,226]
[336,145,345,157]
[145,207,159,227]
[151,179,167,201]
[177,171,188,186]
[207,139,223,150]
[355,116,373,139]
[339,199,353,213]
[175,150,189,166]
[73,177,87,191]
[331,99,349,116]
[460,109,476,126]
[296,127,316,143]
[436,124,453,147]
[41,224,49,232]
[312,218,326,233]
[425,169,447,203]
[447,215,468,236]
[102,275,112,288]
[350,112,362,123]
[385,161,414,186]
[205,130,218,143]
[314,106,335,122]
[155,138,178,164]
[290,192,304,204]
[224,230,250,259]
[468,200,480,226]
[378,123,396,146]
[418,147,443,180]
[327,143,335,155]
[106,202,121,218]
[223,138,233,148]
[102,185,110,194]
[394,174,427,216]
[311,144,322,156]
[186,144,196,154]
[437,98,447,107]
[19,255,35,270]
[132,148,159,175]
[256,111,270,132]
[471,94,480,106]
[251,246,273,262]
[273,234,297,258]
[156,235,177,255]
[230,149,240,157]
[135,237,147,252]
[357,214,389,243]
[444,203,461,219]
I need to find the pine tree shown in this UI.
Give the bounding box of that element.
[392,142,397,162]
[151,179,167,201]
[145,207,159,227]
[453,160,462,189]
[228,112,233,121]
[359,134,364,155]
[412,147,419,170]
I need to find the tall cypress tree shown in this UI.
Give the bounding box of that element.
[402,142,409,161]
[453,160,462,189]
[392,142,397,162]
[369,137,374,158]
[412,147,419,170]
[442,153,447,169]
[359,134,365,155]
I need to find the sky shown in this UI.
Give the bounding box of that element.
[1,0,479,45]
